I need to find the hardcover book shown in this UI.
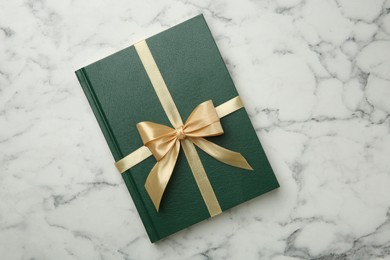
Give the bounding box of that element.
[75,14,279,242]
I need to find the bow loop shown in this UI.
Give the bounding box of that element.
[184,100,221,134]
[137,121,177,161]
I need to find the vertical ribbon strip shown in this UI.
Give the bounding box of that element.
[134,40,223,217]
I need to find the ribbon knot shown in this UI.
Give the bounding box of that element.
[176,126,186,140]
[135,100,253,211]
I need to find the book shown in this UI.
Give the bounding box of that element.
[75,14,279,243]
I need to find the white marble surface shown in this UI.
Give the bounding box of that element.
[1,0,390,259]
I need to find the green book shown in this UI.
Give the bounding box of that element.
[75,14,279,243]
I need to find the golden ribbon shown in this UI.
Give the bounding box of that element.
[115,40,253,217]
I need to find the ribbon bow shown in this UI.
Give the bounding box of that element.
[136,100,253,211]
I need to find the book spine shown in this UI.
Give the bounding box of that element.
[75,68,159,242]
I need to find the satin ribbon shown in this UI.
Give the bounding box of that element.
[136,99,252,211]
[115,40,253,217]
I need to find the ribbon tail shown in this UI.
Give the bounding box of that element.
[191,138,253,171]
[145,141,180,211]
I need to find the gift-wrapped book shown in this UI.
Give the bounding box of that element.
[75,14,279,242]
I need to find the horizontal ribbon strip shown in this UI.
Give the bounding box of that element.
[115,96,245,174]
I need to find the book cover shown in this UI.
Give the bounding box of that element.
[75,14,279,242]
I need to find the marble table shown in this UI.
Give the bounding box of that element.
[1,0,390,259]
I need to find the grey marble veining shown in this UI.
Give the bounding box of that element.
[1,0,390,259]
